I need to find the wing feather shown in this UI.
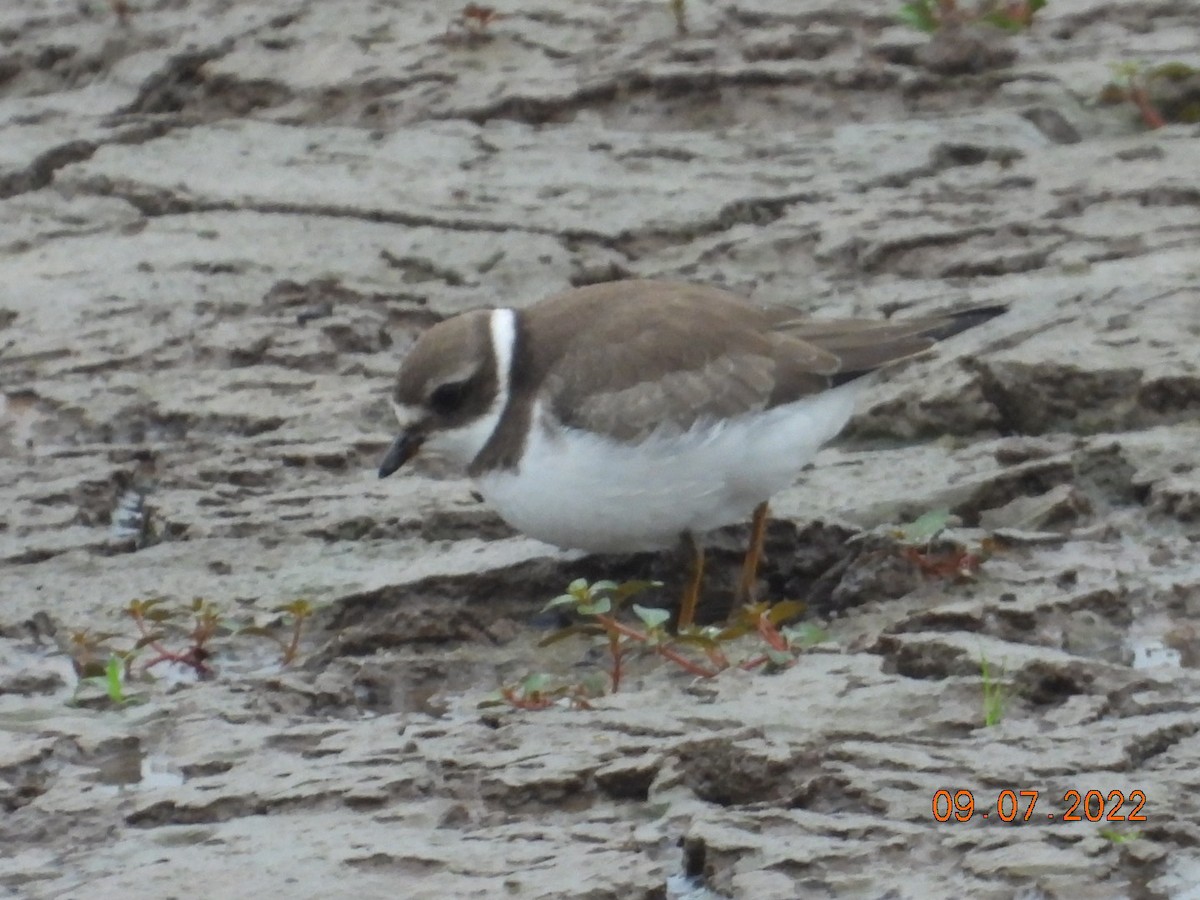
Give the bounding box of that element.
[514,280,999,443]
[523,283,838,441]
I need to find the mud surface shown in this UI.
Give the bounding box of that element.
[2,1,1200,898]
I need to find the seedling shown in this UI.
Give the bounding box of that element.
[126,597,226,679]
[898,0,1046,33]
[980,653,1005,726]
[61,593,322,706]
[706,600,813,672]
[542,578,697,691]
[63,628,125,680]
[889,509,995,580]
[893,508,954,543]
[1099,62,1200,129]
[239,598,323,666]
[479,672,599,711]
[1101,63,1166,129]
[485,579,823,708]
[1098,827,1143,844]
[72,654,145,707]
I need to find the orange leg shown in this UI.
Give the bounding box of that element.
[737,501,770,606]
[677,532,705,631]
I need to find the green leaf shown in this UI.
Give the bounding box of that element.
[782,623,828,649]
[673,632,721,651]
[567,578,590,595]
[274,598,323,616]
[1151,61,1199,81]
[104,655,125,703]
[520,672,554,694]
[897,0,939,32]
[765,600,805,625]
[543,594,579,611]
[580,672,611,697]
[1098,827,1142,844]
[590,580,619,594]
[1111,60,1142,81]
[898,508,952,544]
[765,648,797,668]
[631,604,671,629]
[714,622,751,642]
[75,662,109,679]
[576,596,612,616]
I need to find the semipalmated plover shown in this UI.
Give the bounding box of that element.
[379,280,1002,624]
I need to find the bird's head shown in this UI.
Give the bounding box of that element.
[378,309,510,478]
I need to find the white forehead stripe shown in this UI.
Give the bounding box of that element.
[489,308,517,411]
[390,400,422,430]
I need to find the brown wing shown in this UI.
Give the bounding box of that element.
[768,305,1006,378]
[519,281,837,442]
[774,318,941,369]
[515,280,1002,442]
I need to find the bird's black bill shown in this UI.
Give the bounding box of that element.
[378,432,421,478]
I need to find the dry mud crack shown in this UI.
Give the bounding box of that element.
[2,1,1200,898]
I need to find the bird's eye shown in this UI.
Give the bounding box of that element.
[428,380,469,416]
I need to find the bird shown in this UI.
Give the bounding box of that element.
[378,279,1003,626]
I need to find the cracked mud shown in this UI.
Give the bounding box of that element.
[2,1,1199,898]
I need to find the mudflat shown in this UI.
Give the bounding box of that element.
[2,1,1198,897]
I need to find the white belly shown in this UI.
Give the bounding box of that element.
[475,385,861,552]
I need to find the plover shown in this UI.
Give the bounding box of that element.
[379,280,1002,625]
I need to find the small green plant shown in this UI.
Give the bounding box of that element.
[542,578,695,691]
[239,599,323,666]
[479,672,601,711]
[101,654,129,704]
[894,508,954,543]
[1099,827,1143,844]
[980,654,1006,726]
[72,653,144,707]
[888,509,995,580]
[898,0,1046,33]
[126,597,226,679]
[1099,62,1200,129]
[61,594,322,705]
[846,508,997,581]
[486,578,825,709]
[63,628,124,679]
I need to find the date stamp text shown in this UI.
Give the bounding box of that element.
[932,789,1147,823]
